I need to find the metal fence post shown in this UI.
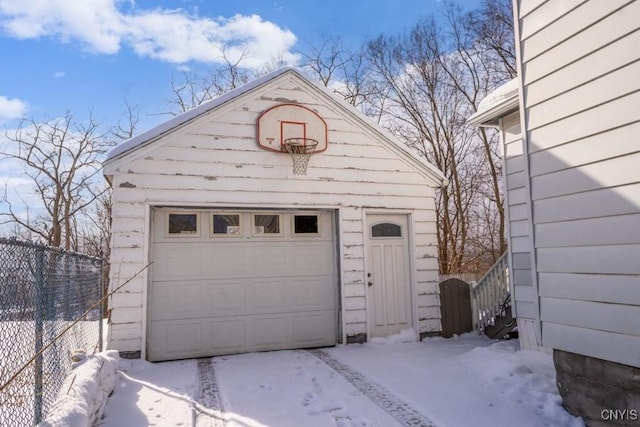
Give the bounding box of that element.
[33,246,44,424]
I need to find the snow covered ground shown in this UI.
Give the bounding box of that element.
[98,333,584,427]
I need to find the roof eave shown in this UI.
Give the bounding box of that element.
[467,92,520,128]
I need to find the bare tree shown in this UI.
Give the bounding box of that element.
[165,46,254,115]
[110,98,140,142]
[302,36,353,88]
[301,36,380,109]
[363,1,515,274]
[466,0,517,81]
[78,99,140,258]
[0,111,112,250]
[164,45,301,116]
[431,1,515,264]
[366,24,478,274]
[167,35,380,116]
[80,190,112,256]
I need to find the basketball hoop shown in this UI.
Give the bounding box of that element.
[283,138,318,175]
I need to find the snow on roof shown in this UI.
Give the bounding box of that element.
[104,67,299,163]
[467,78,520,127]
[103,66,445,185]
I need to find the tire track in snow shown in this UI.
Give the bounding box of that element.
[194,358,226,427]
[294,352,363,425]
[308,349,438,427]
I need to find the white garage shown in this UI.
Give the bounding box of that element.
[148,208,337,361]
[103,67,445,360]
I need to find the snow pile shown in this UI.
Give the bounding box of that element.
[38,350,119,427]
[458,340,583,426]
[369,328,417,344]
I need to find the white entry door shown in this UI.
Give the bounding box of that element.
[366,214,413,338]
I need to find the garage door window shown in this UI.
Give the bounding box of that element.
[213,214,241,236]
[293,215,319,235]
[253,214,280,235]
[168,213,198,235]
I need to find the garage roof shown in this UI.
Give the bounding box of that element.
[103,67,446,186]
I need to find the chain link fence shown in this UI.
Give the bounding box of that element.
[0,238,103,426]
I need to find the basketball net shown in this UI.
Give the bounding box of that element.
[284,138,318,175]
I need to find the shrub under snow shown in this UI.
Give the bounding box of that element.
[38,350,119,427]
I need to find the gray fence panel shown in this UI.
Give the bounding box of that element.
[0,238,103,426]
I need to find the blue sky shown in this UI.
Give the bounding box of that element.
[0,0,481,134]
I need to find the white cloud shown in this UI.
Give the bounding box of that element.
[0,95,27,120]
[53,71,66,78]
[0,0,124,53]
[0,1,299,69]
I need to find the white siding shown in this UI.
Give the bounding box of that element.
[521,0,639,84]
[517,318,545,352]
[104,71,441,353]
[413,203,441,335]
[515,0,640,367]
[501,112,536,330]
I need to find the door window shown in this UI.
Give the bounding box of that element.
[371,223,402,238]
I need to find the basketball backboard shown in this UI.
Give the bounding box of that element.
[256,103,328,153]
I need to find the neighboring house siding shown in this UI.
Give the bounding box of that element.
[104,73,441,352]
[516,0,640,367]
[501,112,539,350]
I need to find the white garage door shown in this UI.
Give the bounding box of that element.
[148,208,337,361]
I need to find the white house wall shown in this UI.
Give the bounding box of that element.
[515,0,640,367]
[501,111,540,350]
[103,72,441,354]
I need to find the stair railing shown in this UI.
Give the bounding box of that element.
[469,252,509,333]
